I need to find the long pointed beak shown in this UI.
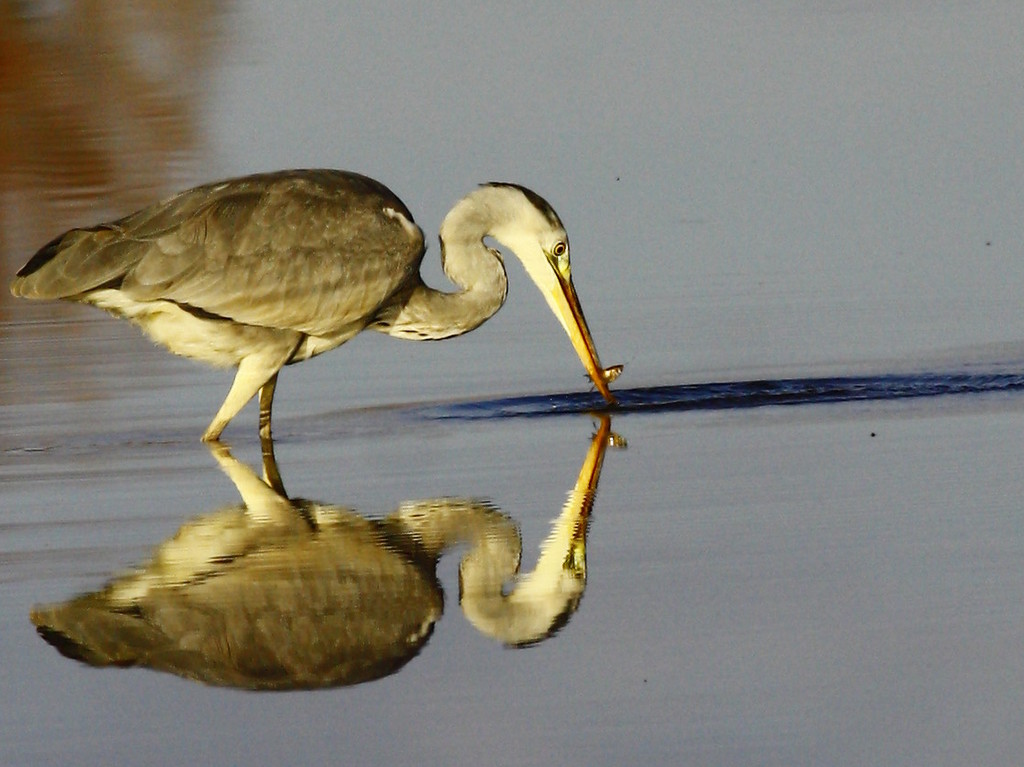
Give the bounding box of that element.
[546,273,619,404]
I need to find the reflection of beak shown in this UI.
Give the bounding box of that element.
[547,273,618,404]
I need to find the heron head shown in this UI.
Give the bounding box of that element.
[475,184,619,403]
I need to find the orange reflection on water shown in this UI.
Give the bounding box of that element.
[0,0,227,277]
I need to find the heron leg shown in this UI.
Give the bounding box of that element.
[202,349,291,442]
[257,377,287,496]
[258,373,277,440]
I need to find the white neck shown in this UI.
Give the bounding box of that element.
[377,187,535,340]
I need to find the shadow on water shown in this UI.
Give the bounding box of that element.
[8,367,1024,456]
[421,370,1024,421]
[30,418,623,691]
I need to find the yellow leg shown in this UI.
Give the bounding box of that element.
[202,347,293,442]
[258,373,277,441]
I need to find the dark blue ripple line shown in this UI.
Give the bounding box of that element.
[420,371,1024,421]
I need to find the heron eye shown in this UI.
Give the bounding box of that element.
[552,241,567,258]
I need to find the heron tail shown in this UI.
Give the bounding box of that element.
[10,225,136,299]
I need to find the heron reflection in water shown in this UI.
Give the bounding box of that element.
[10,170,621,441]
[31,419,623,690]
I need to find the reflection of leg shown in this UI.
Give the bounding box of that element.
[260,428,287,498]
[205,441,292,522]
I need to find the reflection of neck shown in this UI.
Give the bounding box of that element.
[458,419,612,646]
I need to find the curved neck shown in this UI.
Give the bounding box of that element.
[378,195,508,340]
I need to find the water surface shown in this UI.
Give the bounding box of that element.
[3,2,1024,766]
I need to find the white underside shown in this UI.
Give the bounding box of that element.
[84,289,356,368]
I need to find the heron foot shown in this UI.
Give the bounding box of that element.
[201,425,225,443]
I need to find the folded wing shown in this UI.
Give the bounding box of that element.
[12,170,426,338]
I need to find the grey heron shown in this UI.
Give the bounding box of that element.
[10,170,621,441]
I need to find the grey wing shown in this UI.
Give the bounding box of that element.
[13,170,426,337]
[10,179,251,300]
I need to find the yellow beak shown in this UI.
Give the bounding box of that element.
[547,272,619,404]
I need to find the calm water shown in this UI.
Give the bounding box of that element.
[4,3,1024,766]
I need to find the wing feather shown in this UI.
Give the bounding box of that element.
[12,171,426,337]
